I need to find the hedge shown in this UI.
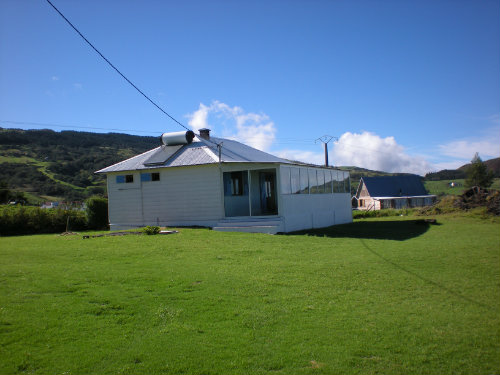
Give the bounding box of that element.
[0,205,88,236]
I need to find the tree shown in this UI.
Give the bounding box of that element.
[0,180,10,203]
[85,196,109,229]
[465,153,494,188]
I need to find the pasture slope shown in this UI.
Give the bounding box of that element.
[0,215,499,374]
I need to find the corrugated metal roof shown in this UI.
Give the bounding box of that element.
[361,176,430,198]
[96,135,291,174]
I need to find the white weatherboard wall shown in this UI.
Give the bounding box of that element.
[278,165,352,232]
[107,164,222,230]
[280,193,352,232]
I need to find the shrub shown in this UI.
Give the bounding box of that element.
[0,205,87,236]
[353,208,416,219]
[142,226,160,235]
[85,196,108,230]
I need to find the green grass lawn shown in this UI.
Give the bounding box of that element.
[425,178,500,196]
[0,216,499,374]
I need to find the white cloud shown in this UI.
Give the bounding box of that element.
[431,160,466,171]
[331,132,434,175]
[51,76,59,81]
[276,131,434,175]
[187,100,276,151]
[274,149,325,165]
[438,125,500,160]
[73,83,83,90]
[188,103,209,131]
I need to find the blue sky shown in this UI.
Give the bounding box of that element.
[1,0,499,175]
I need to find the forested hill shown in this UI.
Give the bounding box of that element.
[0,128,158,202]
[424,157,500,180]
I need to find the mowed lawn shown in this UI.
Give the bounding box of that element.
[0,216,499,374]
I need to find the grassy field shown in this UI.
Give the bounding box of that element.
[0,215,499,374]
[424,178,500,196]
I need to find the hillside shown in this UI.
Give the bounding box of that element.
[460,157,500,176]
[0,128,157,202]
[425,157,500,181]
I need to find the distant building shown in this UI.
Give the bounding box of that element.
[353,176,436,210]
[96,129,353,233]
[41,202,59,209]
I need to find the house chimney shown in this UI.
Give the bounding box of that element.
[199,128,210,140]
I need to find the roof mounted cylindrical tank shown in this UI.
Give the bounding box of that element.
[159,130,195,146]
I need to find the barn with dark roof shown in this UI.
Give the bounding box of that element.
[354,175,436,210]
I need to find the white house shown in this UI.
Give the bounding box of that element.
[96,129,353,233]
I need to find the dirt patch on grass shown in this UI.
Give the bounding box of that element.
[310,360,325,369]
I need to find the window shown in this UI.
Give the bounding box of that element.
[223,171,248,196]
[309,169,319,194]
[299,168,309,194]
[231,172,243,195]
[344,171,350,193]
[324,170,333,193]
[291,168,301,194]
[317,169,325,193]
[116,174,134,184]
[335,170,343,193]
[331,170,337,192]
[280,167,291,194]
[141,172,160,182]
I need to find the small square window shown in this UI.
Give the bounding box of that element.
[141,172,160,182]
[125,175,134,183]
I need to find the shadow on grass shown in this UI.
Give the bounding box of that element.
[289,220,439,241]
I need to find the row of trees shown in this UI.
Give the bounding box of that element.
[0,196,108,236]
[0,181,26,204]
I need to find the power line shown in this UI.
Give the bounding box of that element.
[45,0,189,132]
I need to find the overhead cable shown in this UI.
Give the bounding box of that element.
[45,0,190,132]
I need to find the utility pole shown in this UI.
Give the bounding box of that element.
[315,135,337,167]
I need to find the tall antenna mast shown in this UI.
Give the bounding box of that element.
[315,135,337,167]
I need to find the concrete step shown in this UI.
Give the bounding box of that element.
[213,217,283,234]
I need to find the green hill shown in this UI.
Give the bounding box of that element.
[425,157,500,181]
[0,128,157,202]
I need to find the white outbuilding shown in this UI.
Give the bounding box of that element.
[96,129,352,233]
